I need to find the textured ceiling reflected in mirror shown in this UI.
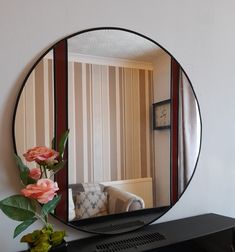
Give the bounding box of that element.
[13,28,201,234]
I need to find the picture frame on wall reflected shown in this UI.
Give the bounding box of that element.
[153,99,171,130]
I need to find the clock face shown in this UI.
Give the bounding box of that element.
[154,102,171,128]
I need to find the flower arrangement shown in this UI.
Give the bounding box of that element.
[0,130,69,252]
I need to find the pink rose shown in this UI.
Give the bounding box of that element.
[21,179,59,204]
[23,146,59,165]
[29,168,41,180]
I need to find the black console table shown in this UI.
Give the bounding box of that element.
[21,213,235,251]
[67,214,235,252]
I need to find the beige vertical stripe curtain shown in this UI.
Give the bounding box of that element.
[68,62,154,184]
[14,58,54,167]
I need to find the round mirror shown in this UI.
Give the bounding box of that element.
[13,28,201,234]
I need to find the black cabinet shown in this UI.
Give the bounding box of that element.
[67,214,235,252]
[21,214,235,251]
[150,229,234,252]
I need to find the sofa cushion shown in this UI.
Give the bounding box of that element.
[75,191,108,219]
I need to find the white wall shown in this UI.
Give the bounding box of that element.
[153,52,171,206]
[1,0,235,251]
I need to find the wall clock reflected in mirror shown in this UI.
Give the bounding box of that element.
[13,27,202,234]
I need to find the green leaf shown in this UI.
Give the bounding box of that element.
[58,129,69,160]
[41,225,53,236]
[33,233,50,246]
[19,170,29,185]
[14,154,35,185]
[20,170,36,186]
[14,218,37,238]
[21,229,52,252]
[51,230,66,247]
[41,195,61,218]
[14,154,29,185]
[14,154,28,173]
[0,195,36,221]
[31,242,51,252]
[47,160,66,172]
[20,230,41,243]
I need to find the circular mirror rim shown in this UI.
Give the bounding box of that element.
[12,26,202,235]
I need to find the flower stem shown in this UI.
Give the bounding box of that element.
[43,166,48,178]
[39,165,43,179]
[45,215,48,224]
[33,200,49,227]
[35,213,48,226]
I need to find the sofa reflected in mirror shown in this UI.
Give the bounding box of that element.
[68,179,149,221]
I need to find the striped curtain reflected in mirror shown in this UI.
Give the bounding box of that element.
[14,56,54,168]
[178,70,201,195]
[68,61,154,184]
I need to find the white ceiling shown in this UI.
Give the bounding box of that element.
[67,29,164,63]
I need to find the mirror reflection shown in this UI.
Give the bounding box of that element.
[15,53,55,168]
[14,28,201,231]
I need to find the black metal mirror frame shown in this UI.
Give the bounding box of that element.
[12,27,202,235]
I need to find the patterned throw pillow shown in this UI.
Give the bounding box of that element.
[75,191,108,219]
